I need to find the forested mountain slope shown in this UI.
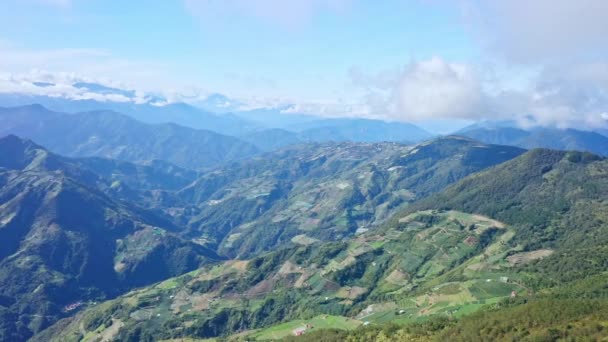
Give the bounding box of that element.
[0,136,221,341]
[34,147,608,341]
[175,137,524,257]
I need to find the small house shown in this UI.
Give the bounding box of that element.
[293,326,307,336]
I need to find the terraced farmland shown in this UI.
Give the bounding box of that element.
[41,210,534,341]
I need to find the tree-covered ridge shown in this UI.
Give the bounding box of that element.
[176,136,524,257]
[0,136,222,341]
[407,148,608,287]
[0,134,200,193]
[254,147,608,341]
[27,145,608,341]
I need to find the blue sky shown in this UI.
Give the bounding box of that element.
[1,0,608,130]
[0,1,473,96]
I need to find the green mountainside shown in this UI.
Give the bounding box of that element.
[0,136,221,341]
[175,137,524,257]
[33,210,523,341]
[407,148,608,285]
[0,134,200,193]
[32,147,608,341]
[4,130,608,341]
[0,134,525,341]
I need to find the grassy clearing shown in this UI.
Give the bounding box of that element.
[250,315,361,340]
[157,278,180,290]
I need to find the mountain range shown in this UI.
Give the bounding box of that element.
[458,123,608,156]
[0,105,260,170]
[0,91,259,136]
[0,90,434,146]
[0,94,608,341]
[33,145,608,341]
[239,118,433,152]
[0,133,524,340]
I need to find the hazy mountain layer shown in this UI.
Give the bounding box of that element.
[460,126,608,156]
[0,105,260,169]
[0,93,259,135]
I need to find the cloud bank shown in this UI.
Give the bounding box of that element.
[351,56,608,130]
[392,58,486,121]
[345,0,608,129]
[0,71,152,104]
[467,0,608,64]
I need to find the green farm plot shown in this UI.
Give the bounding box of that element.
[346,210,524,327]
[468,280,519,299]
[156,278,180,290]
[291,234,320,246]
[160,339,216,342]
[436,283,462,295]
[250,315,361,340]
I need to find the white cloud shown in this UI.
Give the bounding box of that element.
[391,57,486,121]
[450,0,608,129]
[464,0,608,64]
[280,101,375,118]
[349,57,492,122]
[349,56,608,130]
[0,42,190,97]
[524,62,608,129]
[0,71,144,103]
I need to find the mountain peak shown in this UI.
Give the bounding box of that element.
[0,134,48,170]
[6,103,50,112]
[0,134,43,150]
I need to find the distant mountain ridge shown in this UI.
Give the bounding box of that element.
[0,105,260,170]
[0,92,259,135]
[0,88,434,149]
[239,119,433,151]
[458,125,608,156]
